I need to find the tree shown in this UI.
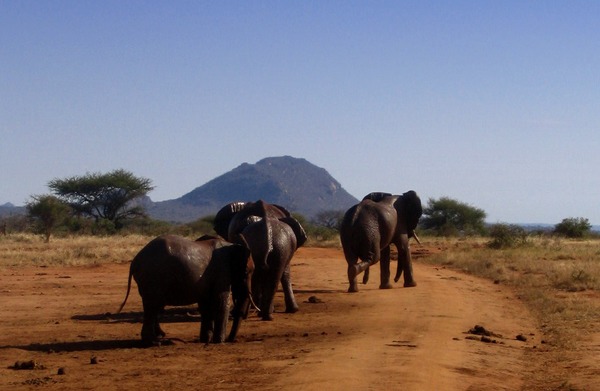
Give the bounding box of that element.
[312,210,345,230]
[553,217,591,238]
[420,197,487,236]
[26,194,71,242]
[48,169,154,230]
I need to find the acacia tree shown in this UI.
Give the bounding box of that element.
[48,169,154,230]
[421,197,487,236]
[26,194,71,242]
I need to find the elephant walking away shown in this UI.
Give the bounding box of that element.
[117,235,254,345]
[214,200,307,320]
[340,191,422,293]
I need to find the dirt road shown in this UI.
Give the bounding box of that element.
[1,247,543,390]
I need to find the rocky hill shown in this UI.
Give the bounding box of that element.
[147,156,359,222]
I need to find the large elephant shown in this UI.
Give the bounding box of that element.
[117,234,254,345]
[340,191,422,293]
[214,200,307,320]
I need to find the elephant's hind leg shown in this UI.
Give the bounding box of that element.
[141,300,164,346]
[281,264,299,313]
[379,246,393,289]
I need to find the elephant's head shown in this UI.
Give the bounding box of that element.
[214,200,292,241]
[400,190,423,239]
[214,201,248,239]
[226,236,255,342]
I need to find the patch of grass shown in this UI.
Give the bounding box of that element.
[0,234,153,268]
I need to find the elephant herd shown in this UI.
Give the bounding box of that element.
[117,191,422,346]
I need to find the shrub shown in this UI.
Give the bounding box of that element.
[487,223,528,249]
[554,217,591,238]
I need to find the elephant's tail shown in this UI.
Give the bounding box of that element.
[116,261,134,314]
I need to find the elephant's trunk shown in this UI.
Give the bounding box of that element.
[226,298,247,342]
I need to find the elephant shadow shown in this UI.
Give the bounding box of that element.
[71,306,201,324]
[0,307,203,353]
[1,339,147,352]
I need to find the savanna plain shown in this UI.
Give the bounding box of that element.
[0,234,599,390]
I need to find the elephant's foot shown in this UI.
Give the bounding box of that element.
[379,282,393,289]
[261,313,274,321]
[285,305,299,313]
[403,280,417,288]
[347,282,359,293]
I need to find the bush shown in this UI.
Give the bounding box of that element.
[554,217,591,238]
[488,223,528,249]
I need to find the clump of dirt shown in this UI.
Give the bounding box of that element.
[465,325,503,343]
[467,325,503,338]
[307,296,323,303]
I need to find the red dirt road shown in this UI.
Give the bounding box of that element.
[1,247,546,390]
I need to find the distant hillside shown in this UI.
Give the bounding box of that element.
[147,156,359,222]
[0,203,25,218]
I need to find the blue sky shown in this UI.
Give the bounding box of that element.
[2,1,599,224]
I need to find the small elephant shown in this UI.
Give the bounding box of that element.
[241,216,302,320]
[214,200,307,320]
[117,234,254,345]
[340,191,422,293]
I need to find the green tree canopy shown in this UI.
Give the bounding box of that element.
[26,194,71,242]
[553,217,591,238]
[420,197,487,236]
[48,169,154,229]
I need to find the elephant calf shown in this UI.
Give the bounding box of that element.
[117,234,254,345]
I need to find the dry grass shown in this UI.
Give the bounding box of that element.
[0,234,154,268]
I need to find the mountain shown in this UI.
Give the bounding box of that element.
[0,203,25,218]
[147,156,359,222]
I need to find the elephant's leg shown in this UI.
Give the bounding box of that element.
[362,265,370,284]
[155,319,166,338]
[199,302,213,343]
[259,269,281,321]
[281,263,299,313]
[141,299,162,345]
[199,314,213,343]
[212,292,230,343]
[396,242,417,287]
[379,246,393,289]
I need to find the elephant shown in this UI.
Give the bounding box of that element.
[117,234,254,345]
[214,200,307,320]
[340,191,422,293]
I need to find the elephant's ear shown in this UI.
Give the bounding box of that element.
[271,204,292,217]
[280,216,308,248]
[401,190,423,231]
[214,202,248,239]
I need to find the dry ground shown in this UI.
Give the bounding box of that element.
[0,246,595,390]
